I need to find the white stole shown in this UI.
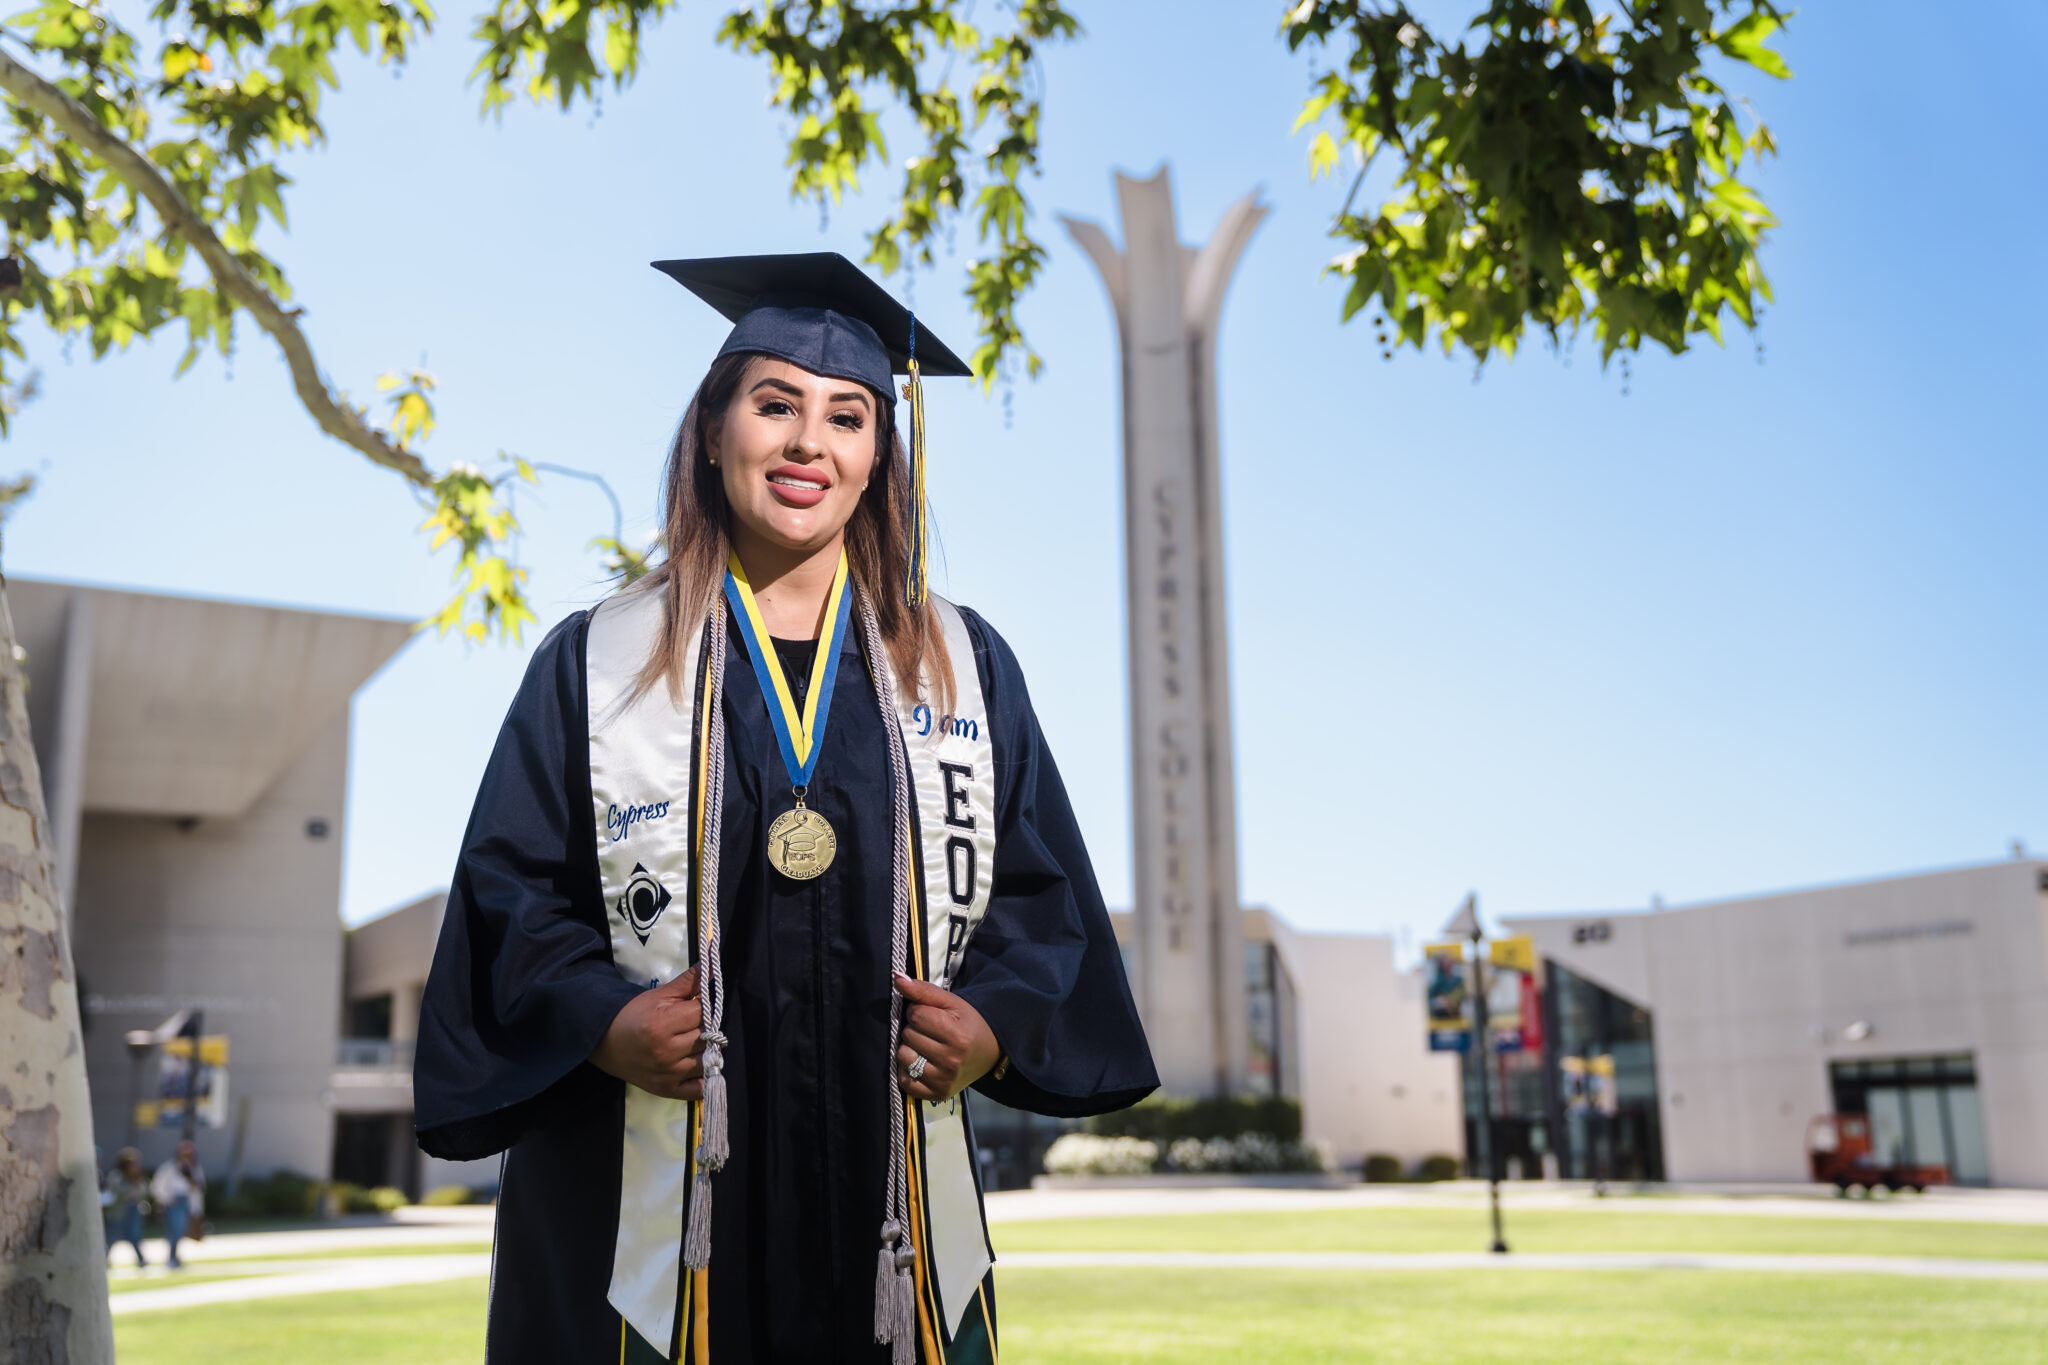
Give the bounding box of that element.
[585,583,997,1354]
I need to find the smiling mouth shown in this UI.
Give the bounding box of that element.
[767,473,828,491]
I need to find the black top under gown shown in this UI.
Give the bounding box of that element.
[412,601,1157,1364]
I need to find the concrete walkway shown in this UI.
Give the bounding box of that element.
[109,1246,2048,1314]
[109,1254,491,1315]
[1000,1250,2048,1280]
[115,1205,496,1266]
[987,1182,2048,1226]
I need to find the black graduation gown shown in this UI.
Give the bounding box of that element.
[413,602,1157,1364]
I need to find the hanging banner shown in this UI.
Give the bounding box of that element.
[150,1035,230,1130]
[1589,1053,1619,1117]
[1424,942,1471,1052]
[1490,935,1537,975]
[1561,1055,1591,1114]
[1515,971,1543,1054]
[1486,966,1526,1052]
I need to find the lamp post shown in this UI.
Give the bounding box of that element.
[179,1009,204,1144]
[1445,893,1508,1254]
[122,1030,153,1149]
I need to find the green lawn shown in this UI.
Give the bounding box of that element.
[1001,1268,2048,1364]
[993,1207,2048,1261]
[205,1240,492,1261]
[112,1269,2048,1365]
[108,1273,264,1295]
[117,1279,487,1364]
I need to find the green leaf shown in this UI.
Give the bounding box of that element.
[1308,129,1340,180]
[1713,10,1792,79]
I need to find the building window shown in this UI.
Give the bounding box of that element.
[1244,941,1297,1099]
[1536,960,1665,1183]
[1828,1054,1989,1185]
[346,993,393,1040]
[332,1112,415,1197]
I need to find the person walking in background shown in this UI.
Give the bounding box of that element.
[102,1148,151,1267]
[151,1139,206,1269]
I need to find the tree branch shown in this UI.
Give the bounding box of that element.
[0,46,433,487]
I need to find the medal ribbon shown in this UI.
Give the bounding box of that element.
[723,548,853,790]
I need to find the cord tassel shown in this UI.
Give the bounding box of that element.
[873,1219,902,1341]
[682,1163,714,1271]
[888,1268,913,1358]
[698,1036,730,1169]
[889,1257,917,1365]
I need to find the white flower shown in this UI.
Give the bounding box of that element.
[1042,1134,1158,1176]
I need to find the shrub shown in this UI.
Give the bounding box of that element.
[1417,1153,1462,1182]
[1083,1095,1302,1144]
[1362,1153,1404,1184]
[356,1186,409,1213]
[217,1169,320,1218]
[1042,1134,1159,1176]
[1163,1134,1326,1175]
[420,1184,476,1206]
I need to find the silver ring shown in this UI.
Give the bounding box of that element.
[907,1054,929,1081]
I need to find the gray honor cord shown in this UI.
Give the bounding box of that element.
[683,606,731,1271]
[679,587,921,1365]
[858,589,921,1365]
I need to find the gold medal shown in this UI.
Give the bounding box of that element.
[766,803,837,881]
[726,550,852,883]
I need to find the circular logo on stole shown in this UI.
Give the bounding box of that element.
[617,863,672,944]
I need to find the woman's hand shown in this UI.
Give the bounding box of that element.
[893,973,1001,1102]
[591,966,708,1101]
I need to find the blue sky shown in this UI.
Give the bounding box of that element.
[6,2,2043,948]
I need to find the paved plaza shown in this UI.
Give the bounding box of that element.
[101,1183,2048,1315]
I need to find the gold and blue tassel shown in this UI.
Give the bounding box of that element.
[902,317,929,611]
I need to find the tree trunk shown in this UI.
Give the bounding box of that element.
[0,574,113,1365]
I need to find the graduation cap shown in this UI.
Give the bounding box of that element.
[654,251,965,610]
[654,252,970,393]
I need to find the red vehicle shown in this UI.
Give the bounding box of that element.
[1807,1114,1949,1194]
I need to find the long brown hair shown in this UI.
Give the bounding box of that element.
[632,350,953,711]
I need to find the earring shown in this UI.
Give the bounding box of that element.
[708,457,719,467]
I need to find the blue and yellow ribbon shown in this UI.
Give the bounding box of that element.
[723,548,852,790]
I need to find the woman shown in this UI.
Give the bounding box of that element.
[103,1147,151,1267]
[149,1139,205,1269]
[415,253,1156,1365]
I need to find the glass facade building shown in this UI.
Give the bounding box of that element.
[1828,1054,1989,1185]
[1542,960,1664,1181]
[1458,959,1666,1182]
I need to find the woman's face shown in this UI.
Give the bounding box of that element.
[710,357,879,554]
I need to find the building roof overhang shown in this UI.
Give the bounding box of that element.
[8,576,413,819]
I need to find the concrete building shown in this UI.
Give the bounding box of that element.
[334,891,493,1197]
[1495,860,2048,1188]
[974,904,1462,1187]
[11,577,409,1183]
[1245,910,1463,1170]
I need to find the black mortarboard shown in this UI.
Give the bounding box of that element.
[652,252,971,401]
[655,250,959,611]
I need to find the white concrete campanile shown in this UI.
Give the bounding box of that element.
[1062,166,1267,1097]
